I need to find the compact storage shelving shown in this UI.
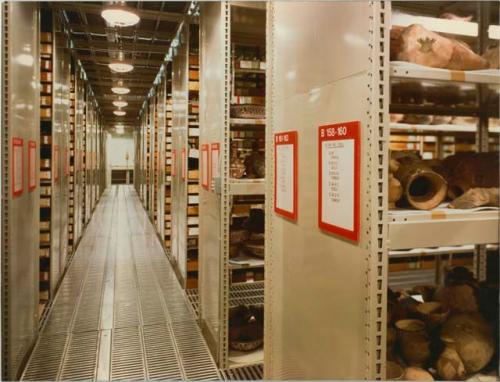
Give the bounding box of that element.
[170,22,202,289]
[264,2,499,380]
[164,62,173,249]
[198,2,267,369]
[39,11,54,314]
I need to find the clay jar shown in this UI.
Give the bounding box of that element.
[437,335,466,380]
[403,367,434,381]
[416,302,450,329]
[395,319,431,367]
[441,313,494,374]
[387,361,404,380]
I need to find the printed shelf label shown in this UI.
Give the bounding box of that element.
[201,144,209,189]
[12,137,24,196]
[274,131,298,221]
[318,121,360,242]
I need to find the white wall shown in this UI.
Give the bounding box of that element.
[106,132,134,186]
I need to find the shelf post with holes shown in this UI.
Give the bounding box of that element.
[199,1,267,370]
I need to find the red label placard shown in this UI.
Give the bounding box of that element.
[318,121,360,242]
[12,137,24,197]
[201,144,209,189]
[210,143,220,192]
[54,145,59,182]
[28,140,36,191]
[274,131,298,221]
[172,149,177,177]
[181,148,186,180]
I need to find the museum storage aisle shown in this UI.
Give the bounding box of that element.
[21,186,220,381]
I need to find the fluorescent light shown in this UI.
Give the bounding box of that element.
[111,86,130,95]
[113,100,128,108]
[113,110,126,116]
[101,7,140,27]
[108,62,134,73]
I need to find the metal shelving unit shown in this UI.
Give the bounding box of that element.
[199,2,266,370]
[170,22,201,289]
[265,2,498,380]
[165,62,173,249]
[2,3,40,379]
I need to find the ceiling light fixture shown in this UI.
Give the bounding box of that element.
[113,100,128,108]
[108,61,134,73]
[113,110,126,116]
[111,86,130,95]
[101,7,140,28]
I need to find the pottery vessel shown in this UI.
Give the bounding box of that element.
[395,319,431,367]
[437,335,466,380]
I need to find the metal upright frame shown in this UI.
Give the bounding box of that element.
[199,1,267,370]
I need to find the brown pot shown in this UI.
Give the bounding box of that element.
[395,319,431,367]
[389,173,403,208]
[434,284,478,313]
[387,361,404,380]
[403,367,434,381]
[441,313,494,374]
[416,302,450,329]
[394,158,447,210]
[437,335,466,380]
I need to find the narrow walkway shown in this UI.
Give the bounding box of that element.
[22,186,220,381]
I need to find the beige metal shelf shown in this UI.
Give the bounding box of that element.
[229,179,265,195]
[391,122,500,135]
[388,206,500,250]
[389,244,498,259]
[390,61,500,85]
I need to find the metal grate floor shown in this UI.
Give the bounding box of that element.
[22,186,221,381]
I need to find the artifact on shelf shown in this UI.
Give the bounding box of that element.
[441,152,499,200]
[392,24,489,70]
[403,367,434,381]
[228,304,264,351]
[230,142,246,179]
[415,302,450,329]
[436,335,466,381]
[441,313,494,374]
[392,81,425,104]
[448,188,499,209]
[389,158,403,208]
[431,115,453,125]
[390,113,405,123]
[482,45,499,69]
[392,154,447,210]
[434,267,479,313]
[395,319,431,367]
[230,104,265,119]
[402,114,433,125]
[387,361,404,380]
[244,141,265,179]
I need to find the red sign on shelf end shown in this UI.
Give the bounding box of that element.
[318,121,360,242]
[201,144,209,190]
[12,137,24,197]
[274,131,298,221]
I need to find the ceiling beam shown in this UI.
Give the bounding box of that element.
[68,24,173,40]
[72,39,169,55]
[77,54,164,66]
[51,2,183,23]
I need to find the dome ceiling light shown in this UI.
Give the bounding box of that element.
[108,61,134,73]
[113,100,128,108]
[113,110,126,116]
[101,7,140,28]
[111,86,130,95]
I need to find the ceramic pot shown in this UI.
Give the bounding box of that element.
[441,313,494,373]
[403,367,434,381]
[387,361,404,380]
[416,301,450,329]
[394,157,447,210]
[395,319,431,367]
[437,335,466,380]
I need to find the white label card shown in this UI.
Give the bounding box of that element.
[321,139,354,231]
[276,144,294,213]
